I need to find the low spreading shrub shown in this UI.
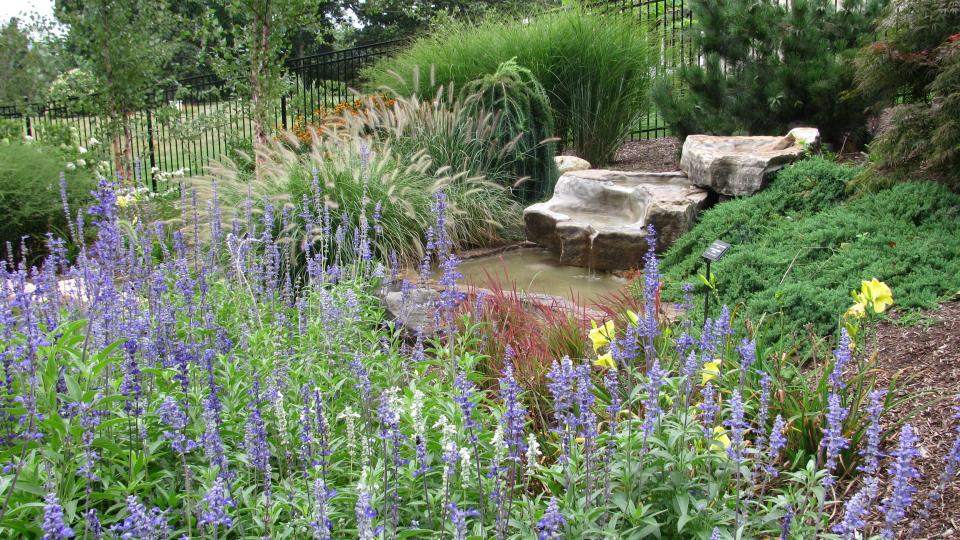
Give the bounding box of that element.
[663,158,960,337]
[364,8,653,166]
[0,119,23,141]
[0,141,95,261]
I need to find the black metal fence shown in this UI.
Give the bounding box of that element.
[0,40,404,190]
[587,0,694,139]
[0,2,694,187]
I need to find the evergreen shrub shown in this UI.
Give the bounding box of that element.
[852,0,960,189]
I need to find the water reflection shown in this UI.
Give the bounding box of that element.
[452,248,629,303]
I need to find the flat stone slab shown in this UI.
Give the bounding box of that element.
[680,127,820,197]
[524,170,709,271]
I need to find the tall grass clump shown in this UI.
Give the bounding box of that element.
[353,86,534,202]
[364,8,654,166]
[462,60,559,202]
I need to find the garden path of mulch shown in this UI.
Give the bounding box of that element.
[562,137,682,172]
[859,301,960,538]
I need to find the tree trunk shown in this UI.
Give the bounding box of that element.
[122,110,134,183]
[98,0,135,186]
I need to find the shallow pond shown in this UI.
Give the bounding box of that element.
[451,248,630,304]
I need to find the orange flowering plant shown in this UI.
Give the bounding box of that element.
[288,94,397,144]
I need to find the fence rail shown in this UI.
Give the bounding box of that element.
[0,3,693,187]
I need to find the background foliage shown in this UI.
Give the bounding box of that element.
[0,141,94,260]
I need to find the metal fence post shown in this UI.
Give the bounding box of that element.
[146,109,158,191]
[281,95,288,130]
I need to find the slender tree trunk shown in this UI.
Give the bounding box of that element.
[122,111,134,183]
[99,4,124,182]
[97,0,133,185]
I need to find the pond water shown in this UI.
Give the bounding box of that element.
[452,248,630,304]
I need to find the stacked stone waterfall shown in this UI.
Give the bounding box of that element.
[524,128,819,270]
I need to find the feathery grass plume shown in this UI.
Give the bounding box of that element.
[194,92,521,268]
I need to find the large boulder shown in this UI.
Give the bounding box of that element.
[680,127,820,197]
[524,170,709,271]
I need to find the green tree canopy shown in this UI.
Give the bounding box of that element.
[0,17,66,104]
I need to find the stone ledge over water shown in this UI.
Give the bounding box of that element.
[524,170,709,271]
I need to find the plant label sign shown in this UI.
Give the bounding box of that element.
[702,240,731,262]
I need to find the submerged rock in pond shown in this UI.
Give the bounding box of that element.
[380,287,441,337]
[523,170,709,271]
[680,127,820,197]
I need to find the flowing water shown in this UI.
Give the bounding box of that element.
[451,248,629,303]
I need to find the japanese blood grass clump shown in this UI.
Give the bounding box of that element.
[364,8,654,166]
[1,179,956,539]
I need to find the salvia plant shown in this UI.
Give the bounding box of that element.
[0,169,957,540]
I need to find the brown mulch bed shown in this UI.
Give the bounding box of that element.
[853,301,960,538]
[562,137,681,172]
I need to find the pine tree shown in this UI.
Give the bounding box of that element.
[652,0,888,146]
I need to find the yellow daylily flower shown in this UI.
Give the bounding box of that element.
[589,319,616,352]
[594,353,616,370]
[626,310,640,326]
[845,302,866,319]
[702,359,721,385]
[711,426,731,453]
[860,278,893,313]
